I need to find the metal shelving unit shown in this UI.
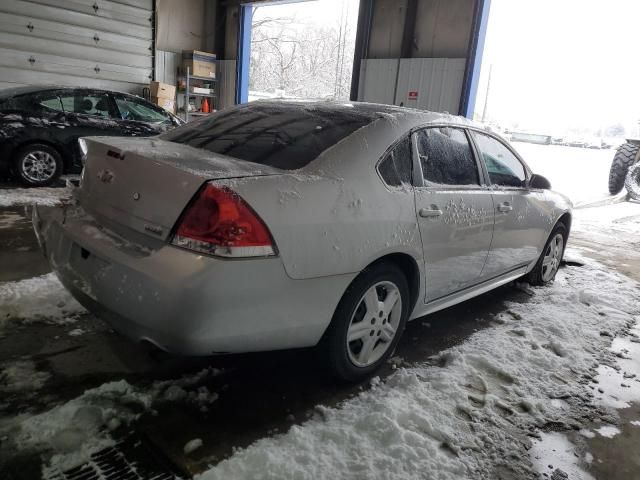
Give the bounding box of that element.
[183,66,217,122]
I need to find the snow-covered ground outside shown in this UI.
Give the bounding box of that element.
[514,143,616,207]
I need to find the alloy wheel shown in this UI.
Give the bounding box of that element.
[541,233,564,282]
[346,281,403,367]
[21,150,57,183]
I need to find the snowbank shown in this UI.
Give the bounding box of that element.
[0,273,85,330]
[5,380,154,475]
[0,186,72,207]
[197,254,639,480]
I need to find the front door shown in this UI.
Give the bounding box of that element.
[469,131,551,278]
[413,127,495,303]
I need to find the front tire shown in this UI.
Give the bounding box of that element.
[608,142,640,195]
[324,262,410,382]
[13,143,63,187]
[527,222,567,286]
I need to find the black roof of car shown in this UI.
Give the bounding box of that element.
[0,85,135,100]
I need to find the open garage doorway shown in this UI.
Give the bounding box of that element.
[243,0,360,102]
[473,0,640,206]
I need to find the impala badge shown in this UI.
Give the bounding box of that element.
[144,224,162,235]
[97,169,114,184]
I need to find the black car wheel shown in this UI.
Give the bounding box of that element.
[14,143,63,187]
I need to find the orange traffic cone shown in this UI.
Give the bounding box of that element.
[202,98,210,113]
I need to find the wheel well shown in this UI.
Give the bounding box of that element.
[558,212,572,235]
[368,253,421,312]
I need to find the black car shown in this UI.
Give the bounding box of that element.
[0,86,183,186]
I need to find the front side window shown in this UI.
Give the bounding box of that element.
[416,127,479,186]
[59,93,115,118]
[115,95,170,123]
[471,132,526,187]
[378,136,412,187]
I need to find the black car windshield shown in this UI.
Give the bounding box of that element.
[160,102,381,170]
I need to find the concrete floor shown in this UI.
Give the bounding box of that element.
[1,183,639,479]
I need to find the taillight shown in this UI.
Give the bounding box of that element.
[171,183,276,258]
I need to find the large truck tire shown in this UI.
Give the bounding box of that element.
[609,142,640,195]
[625,161,640,201]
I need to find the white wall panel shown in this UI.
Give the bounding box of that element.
[357,59,399,105]
[357,58,466,115]
[395,58,466,113]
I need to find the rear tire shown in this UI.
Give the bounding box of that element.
[13,143,63,187]
[624,161,640,201]
[527,222,567,286]
[608,142,640,195]
[324,262,409,382]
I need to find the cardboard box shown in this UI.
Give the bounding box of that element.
[151,96,175,114]
[149,81,176,99]
[182,50,216,78]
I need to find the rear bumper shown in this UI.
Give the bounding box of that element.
[34,204,354,355]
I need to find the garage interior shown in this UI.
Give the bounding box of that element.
[0,0,490,118]
[1,1,640,480]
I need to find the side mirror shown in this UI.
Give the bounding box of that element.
[529,173,551,190]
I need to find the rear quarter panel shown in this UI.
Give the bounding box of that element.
[220,118,424,282]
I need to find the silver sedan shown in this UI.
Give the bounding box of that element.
[34,101,572,381]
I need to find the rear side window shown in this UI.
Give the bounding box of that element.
[59,93,116,118]
[160,103,380,170]
[0,93,58,113]
[471,132,527,187]
[378,137,412,187]
[416,127,479,186]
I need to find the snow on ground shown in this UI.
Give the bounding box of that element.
[0,359,51,393]
[196,254,639,480]
[0,380,154,476]
[0,273,85,331]
[514,143,614,206]
[0,366,224,475]
[0,186,72,207]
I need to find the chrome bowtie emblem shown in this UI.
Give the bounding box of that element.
[133,192,140,201]
[97,169,114,183]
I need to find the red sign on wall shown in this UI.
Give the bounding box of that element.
[408,91,419,100]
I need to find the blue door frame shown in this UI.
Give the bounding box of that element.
[236,5,253,104]
[461,0,492,119]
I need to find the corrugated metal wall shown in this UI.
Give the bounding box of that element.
[357,58,466,114]
[0,0,154,93]
[394,58,466,113]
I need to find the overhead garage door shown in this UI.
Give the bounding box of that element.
[0,0,153,94]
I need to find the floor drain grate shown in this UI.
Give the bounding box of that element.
[46,434,182,480]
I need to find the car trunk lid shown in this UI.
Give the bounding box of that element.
[78,136,281,242]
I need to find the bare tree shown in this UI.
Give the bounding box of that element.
[249,5,355,100]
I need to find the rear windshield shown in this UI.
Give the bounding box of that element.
[160,102,380,170]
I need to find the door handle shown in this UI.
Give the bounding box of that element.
[497,202,513,213]
[419,207,443,218]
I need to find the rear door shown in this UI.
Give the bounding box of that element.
[413,126,495,302]
[56,90,122,167]
[469,131,549,277]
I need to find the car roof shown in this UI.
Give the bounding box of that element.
[252,99,478,129]
[0,85,136,99]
